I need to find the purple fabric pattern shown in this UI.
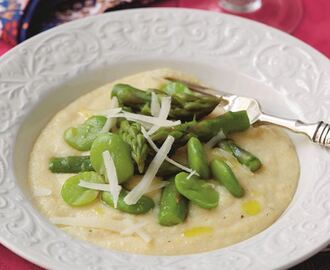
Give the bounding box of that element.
[0,0,155,45]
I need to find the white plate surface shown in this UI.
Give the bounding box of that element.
[0,8,330,270]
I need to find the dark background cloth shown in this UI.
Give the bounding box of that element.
[0,0,156,45]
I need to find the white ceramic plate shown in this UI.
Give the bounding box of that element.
[0,8,330,270]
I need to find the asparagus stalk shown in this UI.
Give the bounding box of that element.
[158,178,188,226]
[151,111,250,149]
[111,83,220,121]
[49,156,94,173]
[111,84,152,115]
[118,119,150,173]
[218,139,262,172]
[49,155,185,177]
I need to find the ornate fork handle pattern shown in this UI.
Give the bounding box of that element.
[259,114,330,147]
[312,122,330,147]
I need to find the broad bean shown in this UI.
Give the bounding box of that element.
[101,189,154,214]
[175,172,219,209]
[64,116,107,151]
[61,171,104,206]
[90,133,134,183]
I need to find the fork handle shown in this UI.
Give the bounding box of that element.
[258,113,330,147]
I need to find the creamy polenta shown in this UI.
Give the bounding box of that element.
[28,69,299,255]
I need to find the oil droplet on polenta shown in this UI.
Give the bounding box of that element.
[183,227,213,237]
[242,200,261,216]
[78,110,93,120]
[95,205,105,216]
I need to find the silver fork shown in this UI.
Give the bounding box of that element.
[165,77,330,148]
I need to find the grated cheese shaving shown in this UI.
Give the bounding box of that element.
[212,148,254,177]
[187,170,197,179]
[150,92,160,117]
[158,96,171,120]
[101,97,119,133]
[141,127,199,177]
[93,106,179,129]
[50,217,122,232]
[146,181,169,193]
[80,151,90,156]
[148,96,172,135]
[147,125,159,136]
[135,229,152,243]
[124,135,175,205]
[205,130,226,149]
[94,107,122,117]
[79,107,121,121]
[33,187,52,197]
[78,181,111,192]
[50,216,151,242]
[115,111,180,127]
[102,151,121,208]
[121,221,148,235]
[212,148,234,160]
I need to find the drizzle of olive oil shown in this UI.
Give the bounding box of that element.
[183,226,213,237]
[95,205,105,216]
[241,200,261,216]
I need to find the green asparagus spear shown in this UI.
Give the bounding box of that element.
[49,154,183,176]
[111,83,220,121]
[218,139,262,172]
[49,154,185,177]
[49,156,94,173]
[118,120,150,173]
[158,178,188,226]
[211,159,244,198]
[160,81,221,120]
[111,84,152,115]
[151,111,250,149]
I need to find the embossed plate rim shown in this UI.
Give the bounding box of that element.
[0,8,330,270]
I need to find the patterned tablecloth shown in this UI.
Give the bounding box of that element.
[0,0,329,269]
